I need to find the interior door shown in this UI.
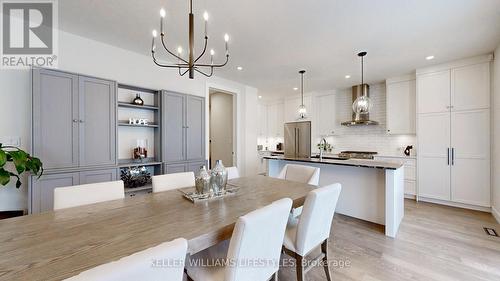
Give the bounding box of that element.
[418,112,451,200]
[33,69,79,169]
[417,70,450,114]
[450,109,490,207]
[79,76,116,167]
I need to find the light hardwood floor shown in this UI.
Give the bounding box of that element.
[278,199,500,281]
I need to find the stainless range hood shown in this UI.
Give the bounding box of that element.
[341,84,379,126]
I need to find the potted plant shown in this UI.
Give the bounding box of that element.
[0,143,43,188]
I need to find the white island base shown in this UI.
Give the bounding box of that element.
[267,158,405,238]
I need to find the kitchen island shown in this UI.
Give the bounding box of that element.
[265,156,405,237]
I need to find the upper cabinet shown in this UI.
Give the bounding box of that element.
[266,102,284,137]
[386,75,416,134]
[32,68,116,170]
[284,96,313,122]
[451,63,490,111]
[417,70,450,114]
[257,103,268,137]
[314,94,337,137]
[163,91,205,163]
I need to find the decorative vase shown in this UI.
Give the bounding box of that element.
[210,160,227,194]
[195,165,211,195]
[132,94,144,106]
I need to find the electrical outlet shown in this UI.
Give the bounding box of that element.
[0,136,21,147]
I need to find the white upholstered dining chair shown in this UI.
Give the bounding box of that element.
[53,181,124,210]
[152,172,195,193]
[226,166,240,180]
[186,198,293,281]
[64,238,188,281]
[277,164,320,185]
[282,183,342,281]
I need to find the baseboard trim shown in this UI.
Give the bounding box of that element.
[418,197,491,212]
[404,194,416,200]
[492,206,500,224]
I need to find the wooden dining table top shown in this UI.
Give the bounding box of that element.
[0,176,314,281]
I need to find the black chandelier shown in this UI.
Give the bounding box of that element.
[150,0,230,79]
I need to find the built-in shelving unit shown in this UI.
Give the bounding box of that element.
[117,83,163,194]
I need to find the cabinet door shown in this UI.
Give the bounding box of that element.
[79,76,116,167]
[163,92,186,162]
[276,103,284,137]
[80,168,117,185]
[451,63,490,111]
[267,104,277,137]
[257,104,267,137]
[165,163,187,174]
[33,69,79,169]
[417,112,451,200]
[417,70,450,114]
[30,172,79,213]
[186,95,205,161]
[451,109,490,207]
[315,94,336,137]
[386,79,416,134]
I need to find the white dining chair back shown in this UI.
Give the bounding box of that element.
[64,238,188,281]
[53,181,124,210]
[226,166,240,180]
[277,164,320,186]
[295,183,342,256]
[152,172,195,193]
[224,198,292,281]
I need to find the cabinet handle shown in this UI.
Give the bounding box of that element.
[451,148,455,165]
[79,120,84,123]
[447,148,450,166]
[72,119,78,123]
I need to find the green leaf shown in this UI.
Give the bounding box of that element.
[0,169,10,186]
[0,149,6,167]
[9,150,28,174]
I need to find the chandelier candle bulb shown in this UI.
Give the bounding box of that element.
[160,8,166,34]
[203,11,209,37]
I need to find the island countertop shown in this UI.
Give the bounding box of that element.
[264,155,404,170]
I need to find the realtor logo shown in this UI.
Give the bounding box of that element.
[1,0,58,68]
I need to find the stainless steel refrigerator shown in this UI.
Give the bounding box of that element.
[284,121,311,158]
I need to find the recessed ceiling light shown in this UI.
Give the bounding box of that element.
[426,55,435,60]
[258,95,262,99]
[237,66,243,71]
[345,75,351,79]
[293,87,298,91]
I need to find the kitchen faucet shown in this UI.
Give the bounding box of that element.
[319,138,327,161]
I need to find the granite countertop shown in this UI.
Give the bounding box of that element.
[264,155,404,170]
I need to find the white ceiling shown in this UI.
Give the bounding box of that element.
[59,0,500,99]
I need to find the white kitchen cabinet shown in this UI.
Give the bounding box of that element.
[315,94,336,137]
[375,156,417,198]
[450,109,490,207]
[451,63,490,111]
[416,55,491,209]
[266,102,284,138]
[284,96,313,122]
[386,75,416,134]
[417,70,450,114]
[257,103,268,137]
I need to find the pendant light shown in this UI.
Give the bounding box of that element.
[352,52,372,115]
[297,70,307,119]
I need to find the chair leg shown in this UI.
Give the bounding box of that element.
[295,254,305,281]
[321,239,332,281]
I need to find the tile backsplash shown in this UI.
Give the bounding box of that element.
[313,83,416,157]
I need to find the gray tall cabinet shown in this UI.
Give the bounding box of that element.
[30,68,117,213]
[163,91,206,174]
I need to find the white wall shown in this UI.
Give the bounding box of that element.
[493,44,500,222]
[0,30,258,211]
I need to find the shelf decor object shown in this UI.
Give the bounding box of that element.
[120,166,151,189]
[150,0,230,79]
[132,94,144,106]
[133,139,148,160]
[297,70,307,119]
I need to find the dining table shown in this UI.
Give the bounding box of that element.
[0,176,314,281]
